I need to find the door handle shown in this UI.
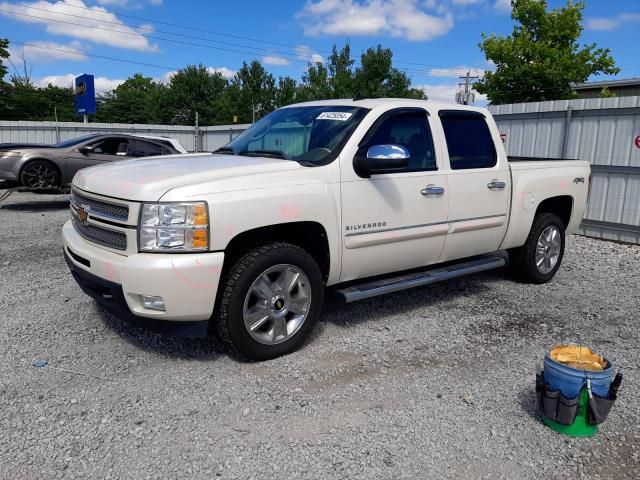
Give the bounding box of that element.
[487,179,506,190]
[421,185,445,196]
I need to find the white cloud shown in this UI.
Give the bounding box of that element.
[206,66,236,79]
[585,13,640,31]
[298,0,454,42]
[416,83,487,104]
[295,45,325,64]
[494,0,511,13]
[159,67,236,83]
[451,0,483,5]
[96,0,164,5]
[0,0,158,52]
[95,0,128,6]
[8,40,87,63]
[34,73,125,92]
[427,66,485,78]
[262,55,291,66]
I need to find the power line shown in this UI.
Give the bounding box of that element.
[0,2,325,63]
[9,40,181,72]
[1,0,474,70]
[0,8,323,66]
[2,7,462,77]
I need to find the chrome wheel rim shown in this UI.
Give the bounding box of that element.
[22,163,57,188]
[243,264,312,345]
[535,225,561,274]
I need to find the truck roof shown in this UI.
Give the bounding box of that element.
[283,98,489,114]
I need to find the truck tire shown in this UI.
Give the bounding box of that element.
[214,242,325,360]
[509,213,565,284]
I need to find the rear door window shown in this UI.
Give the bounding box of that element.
[129,140,165,157]
[89,137,129,156]
[439,112,496,170]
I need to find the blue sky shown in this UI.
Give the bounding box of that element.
[1,0,639,102]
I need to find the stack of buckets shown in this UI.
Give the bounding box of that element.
[539,345,620,437]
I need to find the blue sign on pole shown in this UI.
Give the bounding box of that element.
[74,74,96,115]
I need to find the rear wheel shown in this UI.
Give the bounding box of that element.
[509,213,565,284]
[20,160,60,189]
[215,242,324,360]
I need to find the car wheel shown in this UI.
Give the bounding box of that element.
[20,160,60,189]
[215,242,324,360]
[509,213,565,284]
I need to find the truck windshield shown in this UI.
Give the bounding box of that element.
[218,105,369,165]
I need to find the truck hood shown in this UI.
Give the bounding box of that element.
[73,154,302,201]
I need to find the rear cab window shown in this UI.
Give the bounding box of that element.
[439,111,496,170]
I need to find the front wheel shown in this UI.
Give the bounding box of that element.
[214,242,324,360]
[509,213,565,284]
[20,160,60,189]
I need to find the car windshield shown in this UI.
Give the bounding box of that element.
[218,105,369,165]
[55,134,101,148]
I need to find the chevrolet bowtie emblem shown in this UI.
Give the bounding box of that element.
[74,204,89,224]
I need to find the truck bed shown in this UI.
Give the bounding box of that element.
[508,156,578,162]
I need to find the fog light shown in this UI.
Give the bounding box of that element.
[141,295,165,311]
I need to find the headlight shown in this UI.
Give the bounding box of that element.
[138,202,209,252]
[1,151,22,158]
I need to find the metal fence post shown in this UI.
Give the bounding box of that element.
[561,105,573,159]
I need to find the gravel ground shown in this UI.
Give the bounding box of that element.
[1,191,639,480]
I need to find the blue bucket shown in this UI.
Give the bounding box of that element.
[543,354,613,398]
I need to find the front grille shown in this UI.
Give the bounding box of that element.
[72,217,127,251]
[71,190,129,221]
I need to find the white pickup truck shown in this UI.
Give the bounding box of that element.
[62,99,590,359]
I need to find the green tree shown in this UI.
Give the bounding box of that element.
[0,38,10,114]
[274,76,298,108]
[599,86,615,98]
[353,45,426,100]
[475,0,619,104]
[95,74,162,123]
[165,64,228,125]
[298,61,331,102]
[0,38,9,80]
[222,60,277,123]
[327,43,355,99]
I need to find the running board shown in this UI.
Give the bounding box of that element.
[336,256,506,303]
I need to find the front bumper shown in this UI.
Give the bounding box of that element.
[0,155,21,181]
[62,220,224,337]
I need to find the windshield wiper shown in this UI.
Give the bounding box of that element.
[241,149,289,160]
[213,147,235,154]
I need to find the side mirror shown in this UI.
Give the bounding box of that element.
[354,144,410,177]
[78,145,93,155]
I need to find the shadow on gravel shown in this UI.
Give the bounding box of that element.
[518,386,541,421]
[96,308,228,362]
[322,269,505,329]
[1,199,69,212]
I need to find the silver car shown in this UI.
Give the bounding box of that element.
[0,134,186,189]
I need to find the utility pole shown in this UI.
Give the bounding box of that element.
[54,106,60,144]
[194,110,200,152]
[456,70,479,105]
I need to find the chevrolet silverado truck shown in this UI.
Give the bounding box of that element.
[62,99,590,360]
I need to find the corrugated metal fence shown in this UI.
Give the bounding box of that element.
[3,99,640,244]
[0,120,250,153]
[489,96,640,244]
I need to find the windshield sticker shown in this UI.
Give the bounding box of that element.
[316,112,353,121]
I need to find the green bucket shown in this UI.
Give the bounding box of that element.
[542,389,597,437]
